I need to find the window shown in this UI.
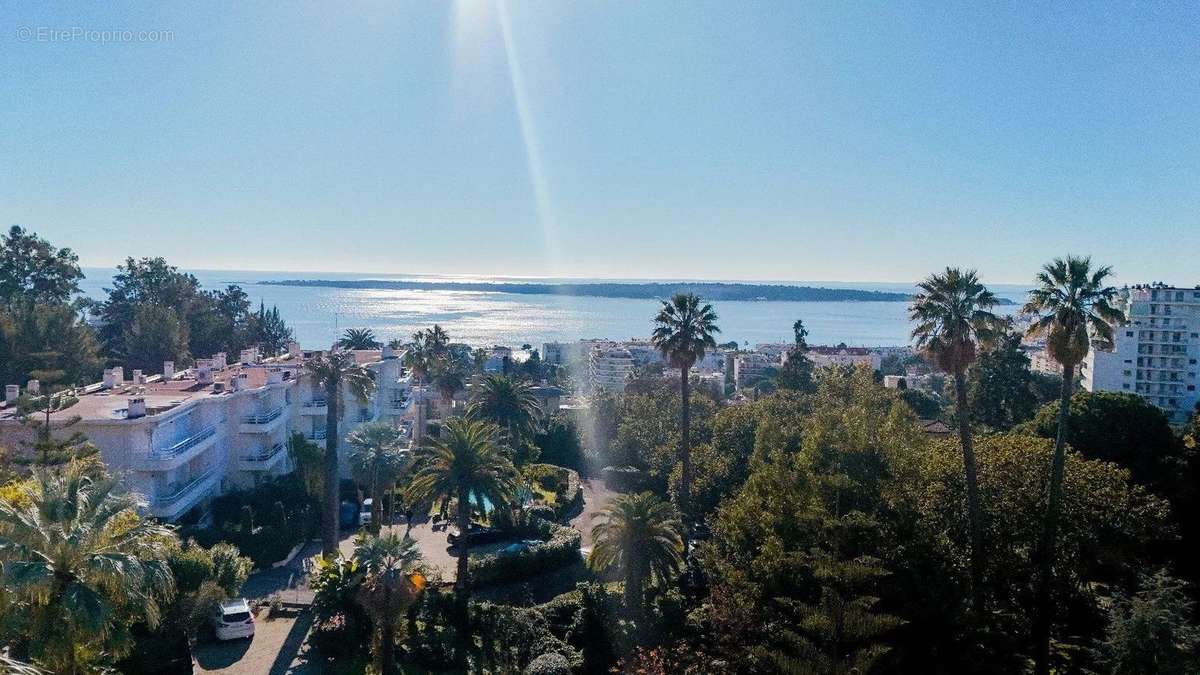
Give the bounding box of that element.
[1123,383,1130,389]
[1126,331,1134,338]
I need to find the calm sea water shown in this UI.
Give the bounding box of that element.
[78,269,1027,350]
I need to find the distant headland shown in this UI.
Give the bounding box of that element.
[262,278,933,303]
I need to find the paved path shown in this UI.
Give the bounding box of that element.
[570,478,616,549]
[194,610,319,674]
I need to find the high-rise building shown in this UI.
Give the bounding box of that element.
[1080,284,1200,423]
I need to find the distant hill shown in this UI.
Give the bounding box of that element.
[262,278,923,302]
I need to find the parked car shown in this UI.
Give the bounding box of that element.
[359,498,373,526]
[339,501,359,529]
[211,599,255,641]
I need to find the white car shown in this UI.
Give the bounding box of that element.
[359,498,373,526]
[211,599,255,641]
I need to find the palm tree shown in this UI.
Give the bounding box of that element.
[307,350,377,556]
[430,357,466,412]
[650,293,719,536]
[347,423,410,534]
[0,463,175,674]
[403,326,450,383]
[405,418,518,594]
[1023,256,1124,675]
[588,492,684,616]
[909,267,1003,614]
[467,374,542,456]
[352,533,425,675]
[338,328,381,350]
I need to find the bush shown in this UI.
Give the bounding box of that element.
[470,519,582,587]
[185,475,316,568]
[524,652,572,675]
[602,465,654,493]
[527,504,557,523]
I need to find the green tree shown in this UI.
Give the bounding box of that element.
[792,318,809,349]
[95,257,202,361]
[352,532,425,675]
[650,293,720,537]
[338,327,382,350]
[1098,570,1200,675]
[243,301,293,356]
[306,350,377,556]
[909,267,1003,613]
[121,303,191,373]
[1023,255,1124,675]
[588,492,684,616]
[347,423,409,534]
[405,418,518,595]
[468,374,543,464]
[430,357,467,411]
[1025,391,1182,491]
[776,350,815,393]
[0,463,175,674]
[0,303,101,388]
[0,226,83,307]
[967,332,1052,430]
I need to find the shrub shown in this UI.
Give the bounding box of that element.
[527,504,557,523]
[524,652,572,675]
[602,465,654,493]
[470,519,581,587]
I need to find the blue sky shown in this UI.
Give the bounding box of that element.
[2,2,1197,284]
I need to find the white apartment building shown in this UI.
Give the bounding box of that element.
[733,351,779,389]
[1080,284,1200,424]
[0,344,415,522]
[588,344,637,392]
[806,346,882,371]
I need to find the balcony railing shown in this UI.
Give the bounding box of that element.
[243,442,286,463]
[156,425,218,458]
[303,399,327,409]
[242,406,284,425]
[155,468,216,506]
[307,429,327,441]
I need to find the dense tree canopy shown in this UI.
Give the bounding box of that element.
[0,226,83,307]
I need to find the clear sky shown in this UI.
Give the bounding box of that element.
[2,2,1197,284]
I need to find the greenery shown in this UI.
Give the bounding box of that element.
[1097,570,1200,674]
[470,518,581,587]
[307,349,376,555]
[406,418,519,594]
[589,492,683,617]
[338,327,382,350]
[347,422,409,534]
[191,474,317,567]
[468,374,543,465]
[1022,255,1124,675]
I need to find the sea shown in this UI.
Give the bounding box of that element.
[78,269,1028,351]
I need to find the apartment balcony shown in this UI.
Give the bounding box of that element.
[237,442,287,471]
[150,468,220,521]
[355,409,377,423]
[305,428,327,448]
[239,406,286,434]
[139,424,220,471]
[301,399,328,416]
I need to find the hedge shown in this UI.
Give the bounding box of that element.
[469,518,581,587]
[525,463,583,521]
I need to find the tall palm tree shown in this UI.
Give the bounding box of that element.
[352,532,425,675]
[0,463,175,674]
[403,325,450,383]
[430,357,466,412]
[909,267,1003,614]
[307,350,377,556]
[650,293,719,536]
[1023,256,1124,675]
[338,328,382,350]
[405,418,518,594]
[347,423,410,534]
[467,374,542,456]
[588,492,684,616]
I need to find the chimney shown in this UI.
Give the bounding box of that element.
[240,348,259,365]
[232,372,249,391]
[196,359,215,385]
[163,361,175,379]
[26,379,40,395]
[127,397,146,419]
[112,366,124,385]
[102,369,119,388]
[287,341,302,358]
[132,369,145,384]
[5,385,19,404]
[214,352,227,370]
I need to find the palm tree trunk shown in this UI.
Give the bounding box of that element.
[322,381,341,557]
[380,583,395,675]
[679,364,692,544]
[1033,363,1074,675]
[954,369,985,615]
[625,560,645,618]
[455,486,471,596]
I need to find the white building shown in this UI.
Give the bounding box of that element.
[1081,284,1200,423]
[0,345,415,522]
[806,346,882,371]
[733,351,778,389]
[588,344,637,392]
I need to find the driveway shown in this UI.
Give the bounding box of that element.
[570,478,616,549]
[194,609,317,674]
